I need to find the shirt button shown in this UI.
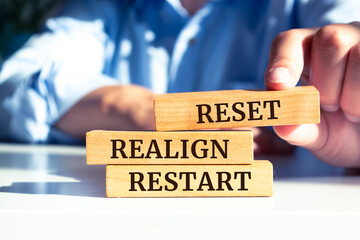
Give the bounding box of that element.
[188,37,196,45]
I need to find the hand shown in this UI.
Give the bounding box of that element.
[265,22,360,167]
[222,127,295,156]
[56,84,155,139]
[250,127,296,155]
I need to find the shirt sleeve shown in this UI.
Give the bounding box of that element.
[0,0,123,143]
[296,0,360,28]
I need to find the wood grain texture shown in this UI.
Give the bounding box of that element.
[106,161,273,197]
[155,86,320,131]
[86,130,253,165]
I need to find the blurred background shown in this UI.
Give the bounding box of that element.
[0,0,64,63]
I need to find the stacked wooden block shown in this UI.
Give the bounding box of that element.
[86,86,320,197]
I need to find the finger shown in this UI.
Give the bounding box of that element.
[340,42,360,122]
[253,141,260,155]
[273,113,328,152]
[310,24,360,112]
[265,29,315,90]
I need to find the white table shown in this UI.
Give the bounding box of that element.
[0,143,359,240]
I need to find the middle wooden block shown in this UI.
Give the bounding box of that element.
[86,130,253,165]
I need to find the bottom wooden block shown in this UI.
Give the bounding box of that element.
[106,161,273,197]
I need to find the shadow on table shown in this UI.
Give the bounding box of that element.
[0,181,106,197]
[0,150,107,198]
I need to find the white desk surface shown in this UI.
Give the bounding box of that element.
[0,143,359,240]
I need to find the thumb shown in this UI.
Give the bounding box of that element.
[273,114,327,152]
[265,28,325,150]
[265,29,315,90]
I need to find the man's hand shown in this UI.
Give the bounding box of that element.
[247,127,296,156]
[265,22,360,167]
[55,84,155,139]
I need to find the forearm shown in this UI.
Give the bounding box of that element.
[55,85,155,139]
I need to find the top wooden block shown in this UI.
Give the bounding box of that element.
[155,86,320,131]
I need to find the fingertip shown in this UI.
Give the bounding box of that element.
[321,104,339,112]
[273,125,300,141]
[265,67,296,90]
[253,142,260,155]
[344,113,360,123]
[273,123,323,150]
[267,67,289,83]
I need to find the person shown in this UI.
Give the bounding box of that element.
[0,0,359,167]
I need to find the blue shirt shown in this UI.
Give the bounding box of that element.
[0,0,359,143]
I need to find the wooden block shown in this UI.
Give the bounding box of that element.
[86,130,253,165]
[155,86,320,131]
[106,160,273,197]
